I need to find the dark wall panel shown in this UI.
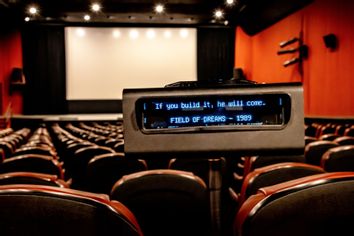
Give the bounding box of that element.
[22,24,67,115]
[197,27,235,83]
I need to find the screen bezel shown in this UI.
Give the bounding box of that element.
[136,93,291,134]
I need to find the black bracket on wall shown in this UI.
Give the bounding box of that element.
[277,33,308,75]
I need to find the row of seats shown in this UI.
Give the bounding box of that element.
[51,122,229,235]
[305,141,354,167]
[233,139,354,185]
[50,121,354,236]
[2,165,354,235]
[0,124,141,235]
[305,122,354,138]
[0,125,65,180]
[234,172,354,236]
[230,144,354,197]
[0,124,213,235]
[0,121,353,236]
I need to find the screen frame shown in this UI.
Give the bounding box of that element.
[136,93,292,134]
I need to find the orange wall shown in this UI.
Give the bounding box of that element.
[0,30,23,115]
[235,0,354,117]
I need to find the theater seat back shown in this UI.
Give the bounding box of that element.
[0,184,143,236]
[110,169,211,236]
[235,172,354,236]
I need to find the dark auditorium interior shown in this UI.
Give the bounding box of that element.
[1,0,354,235]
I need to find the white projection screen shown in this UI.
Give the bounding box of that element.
[65,27,197,100]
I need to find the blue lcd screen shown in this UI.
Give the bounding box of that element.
[138,94,291,131]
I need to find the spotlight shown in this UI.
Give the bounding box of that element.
[226,0,235,5]
[154,4,164,13]
[91,3,101,12]
[214,9,224,19]
[84,14,91,21]
[28,6,38,15]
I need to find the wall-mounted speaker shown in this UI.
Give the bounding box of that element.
[10,68,26,85]
[9,67,26,94]
[323,34,337,50]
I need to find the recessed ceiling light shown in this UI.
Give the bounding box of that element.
[28,6,38,15]
[214,9,224,19]
[91,3,101,12]
[154,4,165,13]
[226,0,235,5]
[24,17,30,22]
[84,14,91,21]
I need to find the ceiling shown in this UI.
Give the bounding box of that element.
[0,0,243,25]
[0,0,313,35]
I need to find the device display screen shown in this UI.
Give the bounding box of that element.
[137,94,291,132]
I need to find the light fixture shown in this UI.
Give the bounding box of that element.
[27,5,38,15]
[214,9,224,19]
[24,17,30,22]
[154,4,165,13]
[84,14,91,21]
[187,17,194,22]
[226,0,235,6]
[91,3,101,12]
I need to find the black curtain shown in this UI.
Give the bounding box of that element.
[197,26,235,83]
[22,24,67,115]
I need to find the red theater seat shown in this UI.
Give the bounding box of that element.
[242,154,305,179]
[86,153,148,194]
[304,136,317,145]
[344,126,354,136]
[321,145,354,172]
[110,169,211,236]
[0,172,68,187]
[11,146,58,159]
[0,154,65,179]
[0,184,143,236]
[237,162,325,207]
[70,145,115,189]
[235,172,354,236]
[304,140,338,166]
[334,136,354,145]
